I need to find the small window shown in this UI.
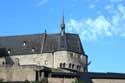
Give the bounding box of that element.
[69,63,72,68]
[8,49,11,54]
[77,65,81,70]
[70,53,73,58]
[32,47,35,52]
[79,66,81,70]
[23,41,26,46]
[80,55,83,59]
[3,62,4,65]
[84,67,86,72]
[77,65,79,70]
[77,54,80,59]
[15,58,19,65]
[63,63,66,68]
[45,60,48,65]
[72,64,75,69]
[60,63,62,68]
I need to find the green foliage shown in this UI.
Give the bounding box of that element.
[31,78,48,83]
[0,78,4,83]
[22,80,30,83]
[40,78,48,83]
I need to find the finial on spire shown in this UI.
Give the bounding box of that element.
[61,12,65,36]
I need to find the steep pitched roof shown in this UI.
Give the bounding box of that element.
[0,33,85,56]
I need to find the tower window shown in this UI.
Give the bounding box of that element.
[63,63,66,68]
[80,55,83,59]
[45,60,48,65]
[60,63,66,68]
[79,66,81,70]
[77,65,79,70]
[60,63,62,68]
[3,62,5,65]
[69,63,72,68]
[84,67,86,72]
[72,64,75,69]
[70,53,73,58]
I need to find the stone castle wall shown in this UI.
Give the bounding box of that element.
[1,51,87,72]
[0,58,5,65]
[92,79,125,83]
[0,65,35,81]
[48,78,76,83]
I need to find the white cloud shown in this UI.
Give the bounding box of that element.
[66,3,125,41]
[67,16,113,41]
[118,4,125,19]
[121,33,125,37]
[105,5,113,10]
[109,0,122,3]
[38,0,48,6]
[89,4,95,8]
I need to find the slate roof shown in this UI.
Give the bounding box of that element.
[83,72,125,79]
[51,72,125,80]
[0,33,85,56]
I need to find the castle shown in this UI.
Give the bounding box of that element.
[0,16,125,83]
[0,16,87,82]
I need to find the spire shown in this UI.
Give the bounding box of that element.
[61,13,65,36]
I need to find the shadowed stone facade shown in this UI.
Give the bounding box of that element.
[3,51,87,72]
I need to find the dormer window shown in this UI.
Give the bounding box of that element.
[32,47,35,52]
[23,41,26,46]
[8,49,11,54]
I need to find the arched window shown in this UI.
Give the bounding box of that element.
[63,63,66,68]
[3,62,5,65]
[79,66,81,70]
[69,63,72,68]
[77,65,79,70]
[60,63,62,68]
[72,64,75,69]
[84,67,86,72]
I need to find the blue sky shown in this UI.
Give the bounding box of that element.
[0,0,125,73]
